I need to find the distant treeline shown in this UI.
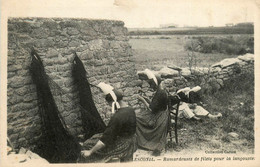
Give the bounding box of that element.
[128,26,254,36]
[185,35,254,55]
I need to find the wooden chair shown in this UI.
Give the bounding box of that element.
[167,101,180,146]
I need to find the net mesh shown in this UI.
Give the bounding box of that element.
[30,50,80,163]
[72,53,106,139]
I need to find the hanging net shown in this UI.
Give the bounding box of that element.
[72,53,106,139]
[30,50,81,163]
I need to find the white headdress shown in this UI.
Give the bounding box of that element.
[144,69,158,86]
[190,86,201,92]
[97,82,120,114]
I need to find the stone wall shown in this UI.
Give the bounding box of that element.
[137,53,254,100]
[7,18,140,150]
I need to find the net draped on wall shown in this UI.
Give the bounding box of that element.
[30,49,107,162]
[30,50,81,163]
[72,53,106,140]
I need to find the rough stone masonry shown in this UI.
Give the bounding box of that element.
[7,18,140,150]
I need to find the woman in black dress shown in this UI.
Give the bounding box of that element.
[136,69,170,153]
[136,69,198,154]
[80,82,136,163]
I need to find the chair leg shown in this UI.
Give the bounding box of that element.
[175,102,180,144]
[167,111,173,150]
[169,130,172,143]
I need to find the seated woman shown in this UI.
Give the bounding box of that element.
[136,69,180,154]
[178,103,222,121]
[175,86,222,121]
[80,82,136,163]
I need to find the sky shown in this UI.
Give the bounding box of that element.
[112,0,256,28]
[2,0,257,28]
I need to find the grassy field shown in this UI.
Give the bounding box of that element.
[134,71,254,157]
[129,35,253,70]
[130,34,254,155]
[170,72,254,154]
[128,25,254,36]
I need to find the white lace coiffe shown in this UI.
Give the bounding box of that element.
[144,69,158,86]
[108,90,120,114]
[97,82,120,114]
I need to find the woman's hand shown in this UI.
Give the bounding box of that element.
[138,95,151,110]
[189,103,197,109]
[159,81,166,90]
[137,94,145,100]
[81,150,92,157]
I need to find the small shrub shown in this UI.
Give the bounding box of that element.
[159,36,171,39]
[221,135,231,143]
[184,36,254,55]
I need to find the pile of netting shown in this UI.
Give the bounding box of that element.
[72,53,106,139]
[30,50,81,163]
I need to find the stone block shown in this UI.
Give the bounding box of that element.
[43,58,54,66]
[238,61,247,66]
[31,27,50,39]
[8,64,23,72]
[223,77,229,81]
[16,70,30,76]
[88,39,103,50]
[115,36,128,41]
[8,95,24,105]
[77,44,89,52]
[238,53,254,62]
[80,50,94,60]
[26,108,39,118]
[35,38,55,48]
[67,28,80,36]
[95,60,103,66]
[79,24,97,36]
[20,102,35,111]
[15,87,28,96]
[109,41,121,49]
[46,48,59,58]
[65,112,78,124]
[56,40,69,48]
[159,67,179,78]
[68,40,80,47]
[56,64,71,72]
[42,20,58,29]
[112,26,124,36]
[13,21,33,33]
[216,79,224,87]
[64,78,74,87]
[181,68,191,77]
[212,58,240,68]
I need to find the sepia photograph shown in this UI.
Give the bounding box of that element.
[1,0,259,166]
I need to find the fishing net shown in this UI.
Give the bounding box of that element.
[72,53,106,139]
[30,50,81,163]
